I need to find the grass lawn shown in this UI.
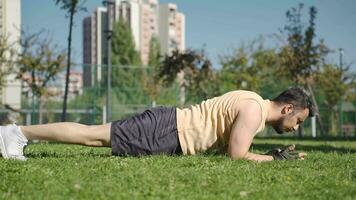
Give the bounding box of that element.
[1,138,355,199]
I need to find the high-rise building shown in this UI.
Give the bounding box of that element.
[158,3,185,56]
[82,0,185,87]
[83,6,108,86]
[0,0,21,109]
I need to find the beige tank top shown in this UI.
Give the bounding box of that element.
[176,90,270,155]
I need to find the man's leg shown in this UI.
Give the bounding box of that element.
[20,122,111,147]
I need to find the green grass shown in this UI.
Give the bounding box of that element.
[1,138,355,199]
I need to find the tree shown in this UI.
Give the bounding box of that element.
[220,46,252,91]
[221,46,266,92]
[109,20,145,109]
[55,0,86,122]
[345,72,356,102]
[17,31,66,124]
[278,4,329,136]
[190,58,219,101]
[219,39,280,95]
[148,36,161,68]
[317,65,349,110]
[316,62,355,135]
[278,4,327,85]
[159,49,215,106]
[144,36,162,105]
[111,20,141,66]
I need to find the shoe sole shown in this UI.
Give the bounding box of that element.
[0,126,9,158]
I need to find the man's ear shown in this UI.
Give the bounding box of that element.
[282,104,294,115]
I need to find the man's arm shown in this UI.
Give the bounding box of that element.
[228,100,273,162]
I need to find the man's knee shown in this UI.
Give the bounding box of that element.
[82,125,110,147]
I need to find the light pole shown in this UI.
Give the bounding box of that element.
[103,0,114,123]
[339,48,344,70]
[338,48,344,136]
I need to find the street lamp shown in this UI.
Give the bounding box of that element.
[103,0,115,123]
[338,48,344,136]
[339,48,344,70]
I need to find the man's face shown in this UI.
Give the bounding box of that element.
[273,106,309,134]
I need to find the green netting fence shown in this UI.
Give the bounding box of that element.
[1,64,355,138]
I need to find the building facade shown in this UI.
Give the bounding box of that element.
[0,0,21,109]
[22,71,84,102]
[158,3,185,56]
[82,0,185,87]
[56,71,84,100]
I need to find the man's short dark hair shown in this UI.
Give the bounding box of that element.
[272,87,315,117]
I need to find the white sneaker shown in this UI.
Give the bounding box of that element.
[0,124,28,161]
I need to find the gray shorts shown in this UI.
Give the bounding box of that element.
[110,107,182,156]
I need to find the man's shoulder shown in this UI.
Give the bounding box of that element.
[222,90,264,101]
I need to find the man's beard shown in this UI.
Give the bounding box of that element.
[272,117,285,134]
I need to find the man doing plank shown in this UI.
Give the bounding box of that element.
[0,87,313,161]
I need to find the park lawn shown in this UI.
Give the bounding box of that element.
[0,138,355,200]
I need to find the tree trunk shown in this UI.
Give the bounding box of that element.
[61,5,75,122]
[298,125,304,138]
[306,84,325,136]
[38,96,44,124]
[177,70,185,107]
[330,110,337,136]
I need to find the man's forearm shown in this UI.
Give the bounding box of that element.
[243,152,274,162]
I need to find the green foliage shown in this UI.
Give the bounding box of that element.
[15,31,67,123]
[67,87,104,124]
[345,77,356,102]
[278,3,328,85]
[17,32,66,98]
[219,40,281,95]
[255,46,293,99]
[144,37,163,101]
[108,20,147,109]
[317,64,347,108]
[159,49,218,104]
[159,49,211,87]
[316,64,355,135]
[111,20,141,66]
[0,139,355,199]
[219,47,250,91]
[54,0,86,15]
[190,59,220,101]
[148,36,161,68]
[109,67,147,104]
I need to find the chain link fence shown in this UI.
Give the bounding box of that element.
[1,64,355,138]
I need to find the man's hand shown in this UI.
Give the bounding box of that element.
[265,144,307,160]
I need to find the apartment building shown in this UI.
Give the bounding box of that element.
[82,0,185,86]
[0,0,21,109]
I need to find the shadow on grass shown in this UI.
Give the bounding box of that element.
[251,143,356,154]
[25,151,112,158]
[256,136,356,142]
[23,142,112,158]
[24,139,355,159]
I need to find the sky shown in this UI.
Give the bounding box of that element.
[22,0,356,71]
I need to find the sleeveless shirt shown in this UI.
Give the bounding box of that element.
[176,90,270,155]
